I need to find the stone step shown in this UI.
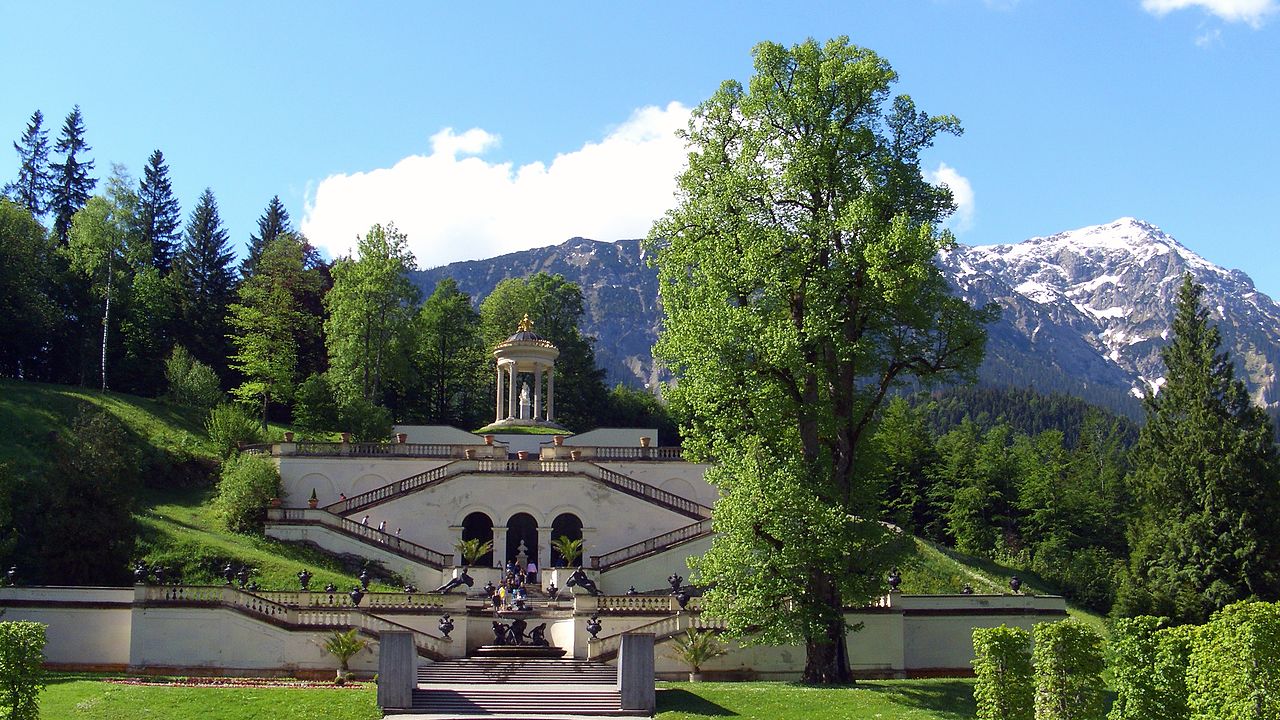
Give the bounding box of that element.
[417,659,615,685]
[410,688,627,715]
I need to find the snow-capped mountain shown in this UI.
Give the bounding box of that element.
[939,218,1280,410]
[411,218,1280,415]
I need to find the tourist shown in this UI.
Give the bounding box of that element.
[339,492,346,501]
[377,519,387,532]
[526,560,538,585]
[360,515,369,525]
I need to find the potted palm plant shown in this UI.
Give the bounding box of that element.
[322,628,369,685]
[666,628,727,682]
[551,535,584,567]
[454,538,494,567]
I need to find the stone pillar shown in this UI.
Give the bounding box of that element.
[494,364,504,423]
[491,526,508,568]
[449,525,464,566]
[617,633,655,714]
[507,365,517,420]
[537,525,553,579]
[377,631,415,710]
[533,364,543,421]
[581,526,596,569]
[547,367,555,422]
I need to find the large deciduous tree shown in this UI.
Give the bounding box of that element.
[49,105,96,244]
[324,223,420,406]
[5,110,51,217]
[0,200,58,377]
[648,37,994,683]
[136,149,182,273]
[1117,274,1280,622]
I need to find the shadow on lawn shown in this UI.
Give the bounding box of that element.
[860,680,976,719]
[656,688,737,716]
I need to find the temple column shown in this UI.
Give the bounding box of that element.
[494,364,504,422]
[533,363,543,422]
[491,526,508,569]
[547,368,555,422]
[507,365,517,419]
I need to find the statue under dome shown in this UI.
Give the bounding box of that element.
[480,314,566,432]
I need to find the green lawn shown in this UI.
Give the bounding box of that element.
[656,680,976,719]
[39,675,381,720]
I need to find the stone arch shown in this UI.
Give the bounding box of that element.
[550,512,584,567]
[298,473,338,505]
[505,512,539,568]
[461,511,495,567]
[659,477,698,504]
[351,473,388,496]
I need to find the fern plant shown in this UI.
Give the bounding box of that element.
[551,535,584,567]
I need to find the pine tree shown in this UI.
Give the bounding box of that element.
[240,195,291,278]
[48,105,96,243]
[4,110,51,217]
[136,150,182,273]
[1118,274,1280,622]
[173,188,236,377]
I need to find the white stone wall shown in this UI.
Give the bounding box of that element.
[564,429,659,447]
[0,587,133,667]
[263,523,447,588]
[278,457,451,507]
[393,426,485,444]
[597,461,716,507]
[596,534,716,595]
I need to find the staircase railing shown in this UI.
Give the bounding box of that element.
[578,464,712,520]
[266,507,452,568]
[141,585,451,659]
[587,611,726,661]
[324,462,459,515]
[590,519,714,572]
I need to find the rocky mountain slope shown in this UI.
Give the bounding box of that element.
[410,219,1280,415]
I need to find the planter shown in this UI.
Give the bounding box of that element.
[341,432,352,443]
[269,497,282,508]
[308,498,319,509]
[484,434,494,445]
[517,450,529,460]
[283,431,294,442]
[689,672,703,682]
[553,435,565,446]
[640,436,652,448]
[396,433,407,444]
[570,449,582,461]
[464,448,475,460]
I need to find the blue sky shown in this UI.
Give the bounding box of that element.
[3,1,1278,296]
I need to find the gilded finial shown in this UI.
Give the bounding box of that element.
[517,314,534,333]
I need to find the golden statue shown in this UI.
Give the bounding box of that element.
[517,314,534,333]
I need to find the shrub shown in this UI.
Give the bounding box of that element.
[205,403,264,458]
[1033,619,1105,720]
[215,452,280,534]
[1187,601,1280,720]
[0,621,47,720]
[338,396,392,442]
[1153,624,1194,720]
[322,628,368,685]
[665,628,728,678]
[293,373,338,433]
[165,345,223,411]
[972,624,1033,720]
[1109,616,1181,720]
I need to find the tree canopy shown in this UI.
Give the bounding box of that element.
[648,37,994,683]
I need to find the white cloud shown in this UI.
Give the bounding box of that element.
[1141,0,1277,26]
[926,163,976,233]
[1195,27,1224,44]
[301,103,692,269]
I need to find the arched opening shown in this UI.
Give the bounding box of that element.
[550,512,584,567]
[461,512,494,567]
[505,512,539,568]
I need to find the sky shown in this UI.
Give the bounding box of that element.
[3,1,1279,296]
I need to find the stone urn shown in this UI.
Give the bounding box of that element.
[570,449,582,461]
[283,431,294,442]
[484,434,495,445]
[640,436,652,448]
[464,448,476,460]
[517,450,529,460]
[396,432,407,444]
[308,489,319,508]
[553,435,565,446]
[341,432,352,443]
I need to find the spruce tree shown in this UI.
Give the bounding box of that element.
[48,105,96,243]
[4,110,51,217]
[1118,274,1280,622]
[136,149,182,272]
[240,195,291,278]
[173,188,237,378]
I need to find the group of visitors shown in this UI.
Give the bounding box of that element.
[487,558,539,612]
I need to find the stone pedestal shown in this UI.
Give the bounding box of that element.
[617,633,655,713]
[376,631,415,710]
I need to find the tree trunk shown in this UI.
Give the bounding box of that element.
[100,259,112,391]
[802,571,853,684]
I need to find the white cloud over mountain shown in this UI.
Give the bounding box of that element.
[301,103,692,269]
[927,162,976,232]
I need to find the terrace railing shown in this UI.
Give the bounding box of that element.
[590,519,714,572]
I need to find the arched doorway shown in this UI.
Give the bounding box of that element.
[550,512,583,567]
[505,512,539,568]
[461,512,494,567]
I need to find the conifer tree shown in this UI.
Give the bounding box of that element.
[173,188,236,378]
[4,110,51,217]
[49,105,96,243]
[1118,274,1280,622]
[136,149,182,272]
[240,195,291,278]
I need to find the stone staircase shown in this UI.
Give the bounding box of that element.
[404,658,641,716]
